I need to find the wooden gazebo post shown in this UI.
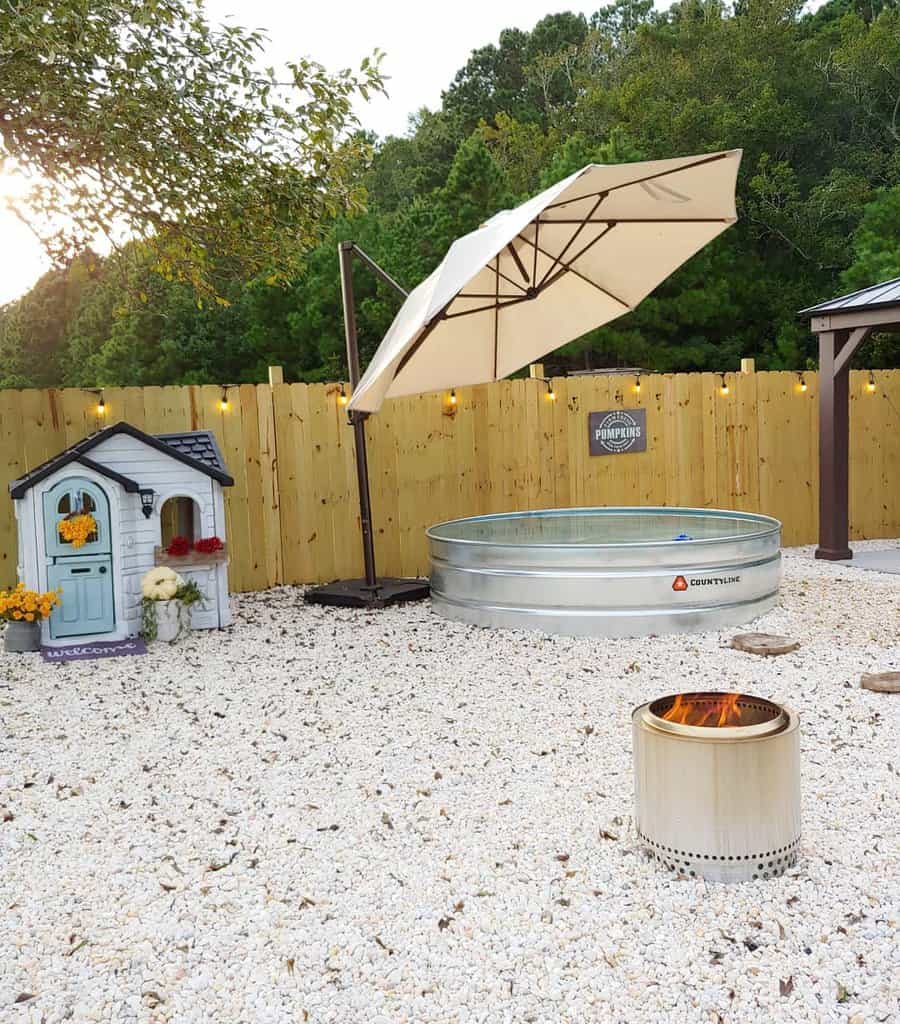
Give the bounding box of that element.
[800,278,900,560]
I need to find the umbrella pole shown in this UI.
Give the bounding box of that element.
[305,242,430,608]
[339,243,378,588]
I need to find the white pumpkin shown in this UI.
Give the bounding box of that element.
[141,566,184,601]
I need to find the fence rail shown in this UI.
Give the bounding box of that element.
[1,370,898,592]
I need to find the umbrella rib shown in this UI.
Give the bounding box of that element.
[537,195,607,290]
[518,233,630,309]
[542,151,732,212]
[495,266,530,294]
[394,297,456,376]
[505,242,531,283]
[532,217,539,285]
[553,222,616,273]
[442,296,532,320]
[539,216,732,225]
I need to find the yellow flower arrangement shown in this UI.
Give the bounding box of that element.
[0,582,61,622]
[58,513,97,548]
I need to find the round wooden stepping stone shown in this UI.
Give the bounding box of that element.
[860,672,900,694]
[729,633,800,656]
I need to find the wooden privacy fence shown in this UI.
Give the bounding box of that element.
[0,370,898,592]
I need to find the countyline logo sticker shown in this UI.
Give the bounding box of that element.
[672,574,741,591]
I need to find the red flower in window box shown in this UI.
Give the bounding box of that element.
[166,535,192,557]
[194,536,224,555]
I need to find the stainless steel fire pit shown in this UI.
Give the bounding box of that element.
[633,692,800,882]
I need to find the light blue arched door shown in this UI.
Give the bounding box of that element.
[42,477,115,638]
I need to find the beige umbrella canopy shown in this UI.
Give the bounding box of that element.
[349,149,742,413]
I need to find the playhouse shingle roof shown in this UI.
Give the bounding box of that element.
[155,431,229,477]
[9,422,234,498]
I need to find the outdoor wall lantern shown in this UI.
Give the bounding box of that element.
[139,488,156,519]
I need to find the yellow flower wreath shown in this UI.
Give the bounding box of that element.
[58,513,97,548]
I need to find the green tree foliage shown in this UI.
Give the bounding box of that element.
[842,186,900,289]
[0,0,383,300]
[2,0,899,388]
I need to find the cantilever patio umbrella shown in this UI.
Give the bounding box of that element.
[308,149,742,606]
[350,149,742,412]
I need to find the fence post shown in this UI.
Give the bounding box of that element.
[740,358,755,374]
[268,365,284,386]
[529,363,545,379]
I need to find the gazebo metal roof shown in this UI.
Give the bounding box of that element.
[799,276,900,316]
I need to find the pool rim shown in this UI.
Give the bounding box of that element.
[426,505,782,551]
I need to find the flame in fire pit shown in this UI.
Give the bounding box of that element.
[662,692,743,727]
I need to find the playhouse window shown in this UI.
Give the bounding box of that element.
[160,496,202,547]
[57,490,96,516]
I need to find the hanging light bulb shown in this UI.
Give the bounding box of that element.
[634,374,641,394]
[546,381,556,402]
[218,388,229,412]
[720,373,729,396]
[867,372,876,393]
[338,383,348,406]
[449,388,457,406]
[798,372,807,393]
[96,391,106,415]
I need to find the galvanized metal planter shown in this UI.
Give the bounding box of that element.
[4,620,42,653]
[428,507,782,638]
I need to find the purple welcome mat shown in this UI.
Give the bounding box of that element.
[41,638,147,663]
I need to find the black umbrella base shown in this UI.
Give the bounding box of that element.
[305,577,431,609]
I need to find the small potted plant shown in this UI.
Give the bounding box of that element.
[0,583,61,652]
[140,567,204,643]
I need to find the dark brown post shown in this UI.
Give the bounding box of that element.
[339,241,378,587]
[815,329,852,560]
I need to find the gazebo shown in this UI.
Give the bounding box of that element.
[800,277,900,560]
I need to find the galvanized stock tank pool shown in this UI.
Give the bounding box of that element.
[427,507,782,638]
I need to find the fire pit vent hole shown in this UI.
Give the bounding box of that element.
[639,832,800,878]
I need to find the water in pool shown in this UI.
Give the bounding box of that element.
[428,508,772,546]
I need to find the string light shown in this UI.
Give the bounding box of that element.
[338,383,348,406]
[526,374,556,401]
[867,372,876,393]
[798,372,807,393]
[96,390,106,415]
[720,373,729,396]
[449,388,457,406]
[634,374,641,394]
[218,387,229,412]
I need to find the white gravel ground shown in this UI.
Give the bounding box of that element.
[1,542,898,1024]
